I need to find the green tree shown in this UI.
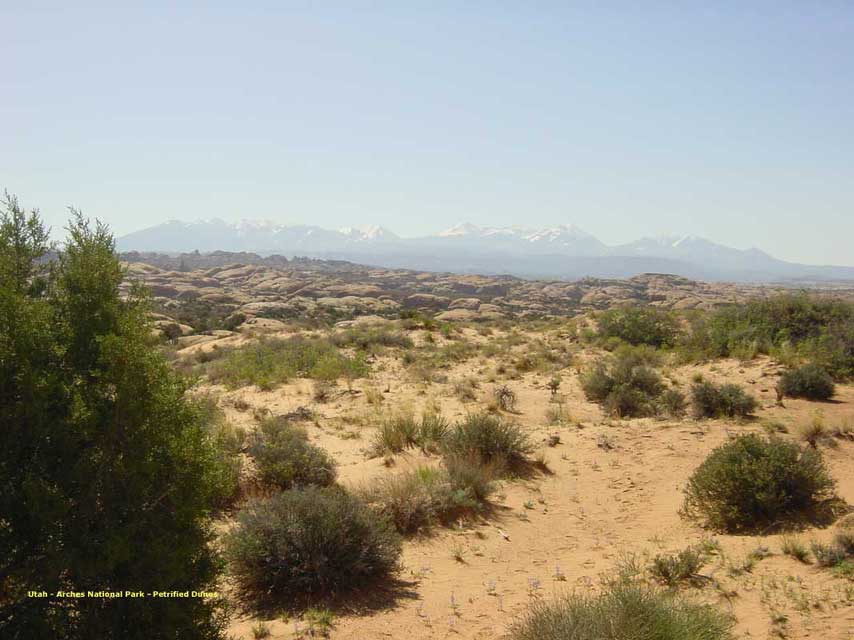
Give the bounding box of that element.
[0,190,50,294]
[0,198,228,639]
[596,306,680,348]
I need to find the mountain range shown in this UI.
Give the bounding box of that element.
[117,219,854,283]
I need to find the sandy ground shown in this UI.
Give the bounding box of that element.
[182,326,854,640]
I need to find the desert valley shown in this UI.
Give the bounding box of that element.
[6,5,854,639]
[130,251,854,640]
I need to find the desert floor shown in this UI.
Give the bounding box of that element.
[183,325,854,640]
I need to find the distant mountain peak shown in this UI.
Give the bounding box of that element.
[524,224,595,242]
[338,225,399,241]
[116,217,854,282]
[438,222,482,237]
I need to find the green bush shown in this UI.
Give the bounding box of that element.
[603,386,649,419]
[371,412,419,455]
[809,517,854,571]
[659,388,688,418]
[248,416,336,490]
[835,529,854,555]
[778,364,835,400]
[224,488,401,603]
[193,395,244,507]
[370,411,449,456]
[596,306,680,348]
[364,459,497,534]
[681,294,854,380]
[444,453,502,502]
[443,413,532,467]
[581,348,666,418]
[811,541,848,568]
[690,381,757,418]
[207,336,368,390]
[418,412,450,451]
[508,581,733,640]
[330,327,413,351]
[683,434,838,532]
[161,298,236,333]
[649,546,706,586]
[580,364,614,403]
[363,466,450,534]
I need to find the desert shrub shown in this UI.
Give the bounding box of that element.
[781,537,810,563]
[493,384,517,411]
[398,309,436,330]
[418,412,450,451]
[603,386,649,419]
[683,434,838,532]
[581,348,666,418]
[407,362,439,383]
[613,343,665,367]
[223,312,246,331]
[778,364,835,400]
[161,321,184,341]
[207,336,368,390]
[596,306,680,348]
[659,388,687,417]
[811,541,848,568]
[508,581,733,640]
[193,395,244,507]
[837,513,854,530]
[798,416,836,448]
[717,383,759,417]
[161,297,236,333]
[303,608,335,636]
[224,487,401,603]
[330,327,413,351]
[312,379,334,402]
[369,411,449,456]
[834,528,854,555]
[364,458,496,534]
[443,454,501,502]
[690,381,757,418]
[580,364,614,403]
[612,356,664,396]
[431,341,478,366]
[681,294,854,379]
[370,413,419,456]
[443,413,532,468]
[364,466,450,534]
[649,546,706,586]
[248,417,336,490]
[545,403,571,426]
[453,377,479,402]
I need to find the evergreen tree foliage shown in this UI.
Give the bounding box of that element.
[0,196,228,639]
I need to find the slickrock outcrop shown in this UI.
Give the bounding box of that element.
[123,252,853,333]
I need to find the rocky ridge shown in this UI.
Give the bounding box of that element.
[120,252,854,331]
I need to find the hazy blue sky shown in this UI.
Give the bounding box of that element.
[3,2,853,265]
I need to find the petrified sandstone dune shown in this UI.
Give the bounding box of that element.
[123,253,852,331]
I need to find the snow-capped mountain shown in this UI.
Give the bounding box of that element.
[338,225,399,242]
[423,223,605,256]
[117,219,854,282]
[118,219,397,253]
[437,222,483,238]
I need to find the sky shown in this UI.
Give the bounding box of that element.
[2,2,853,266]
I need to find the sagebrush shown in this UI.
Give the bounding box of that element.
[683,434,838,532]
[224,487,401,603]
